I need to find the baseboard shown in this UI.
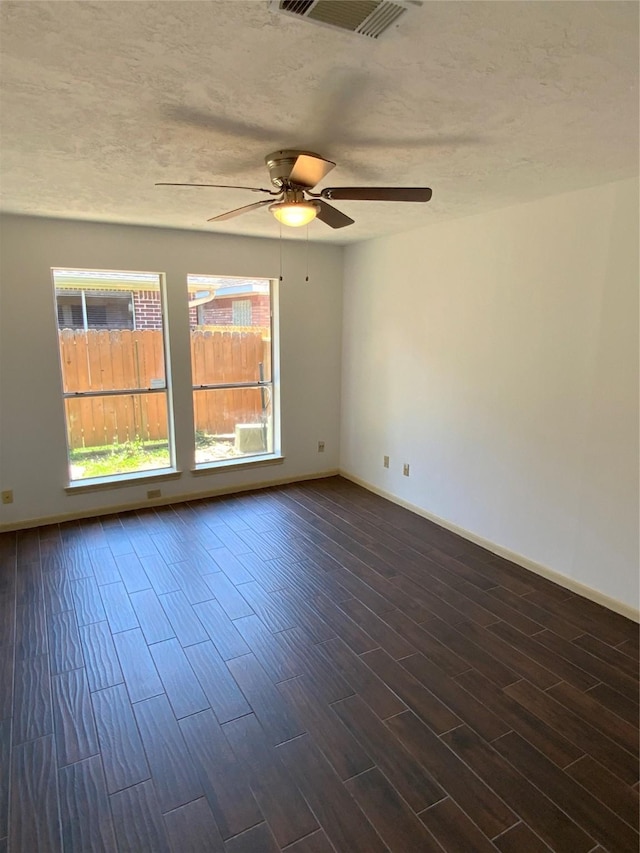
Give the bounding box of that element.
[340,471,640,624]
[0,470,340,532]
[6,467,637,624]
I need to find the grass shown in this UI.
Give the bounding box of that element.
[70,429,261,478]
[70,439,170,479]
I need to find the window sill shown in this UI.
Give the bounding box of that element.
[65,468,182,494]
[191,454,285,476]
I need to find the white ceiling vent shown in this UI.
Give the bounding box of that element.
[270,0,416,39]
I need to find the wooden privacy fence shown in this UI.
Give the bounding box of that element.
[59,328,270,449]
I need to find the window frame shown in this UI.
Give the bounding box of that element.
[189,275,281,471]
[52,267,177,486]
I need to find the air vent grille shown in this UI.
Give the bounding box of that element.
[280,0,314,14]
[272,0,412,39]
[308,1,379,31]
[357,1,407,37]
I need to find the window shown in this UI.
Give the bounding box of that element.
[232,299,252,326]
[52,269,173,482]
[56,290,134,330]
[188,275,278,466]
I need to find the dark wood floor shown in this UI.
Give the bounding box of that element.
[0,476,638,853]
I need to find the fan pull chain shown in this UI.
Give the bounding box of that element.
[305,224,310,282]
[279,222,283,282]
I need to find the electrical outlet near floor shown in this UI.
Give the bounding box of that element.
[383,455,390,468]
[147,488,161,499]
[403,464,410,477]
[317,441,325,453]
[1,490,13,504]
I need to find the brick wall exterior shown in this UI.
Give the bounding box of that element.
[94,290,270,330]
[133,290,163,329]
[192,294,270,329]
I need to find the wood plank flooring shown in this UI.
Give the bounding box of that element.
[0,476,638,852]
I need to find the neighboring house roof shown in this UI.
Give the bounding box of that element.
[53,270,270,307]
[53,269,269,295]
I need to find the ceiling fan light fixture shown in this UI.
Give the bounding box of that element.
[269,200,320,227]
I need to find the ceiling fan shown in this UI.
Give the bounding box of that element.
[156,149,432,229]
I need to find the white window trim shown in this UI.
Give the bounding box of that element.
[65,468,181,494]
[190,275,281,469]
[191,453,285,475]
[53,268,176,487]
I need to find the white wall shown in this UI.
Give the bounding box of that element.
[0,216,343,527]
[341,178,639,612]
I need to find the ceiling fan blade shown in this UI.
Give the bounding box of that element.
[315,200,354,230]
[321,187,432,202]
[156,182,276,194]
[289,154,336,189]
[207,199,274,222]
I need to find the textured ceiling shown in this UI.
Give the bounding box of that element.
[0,1,638,244]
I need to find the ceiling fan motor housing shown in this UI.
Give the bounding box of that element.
[265,150,322,189]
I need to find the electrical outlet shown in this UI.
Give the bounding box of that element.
[317,441,325,453]
[403,464,410,477]
[383,455,390,468]
[147,488,161,499]
[1,490,13,505]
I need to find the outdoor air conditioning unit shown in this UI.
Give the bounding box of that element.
[269,0,420,39]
